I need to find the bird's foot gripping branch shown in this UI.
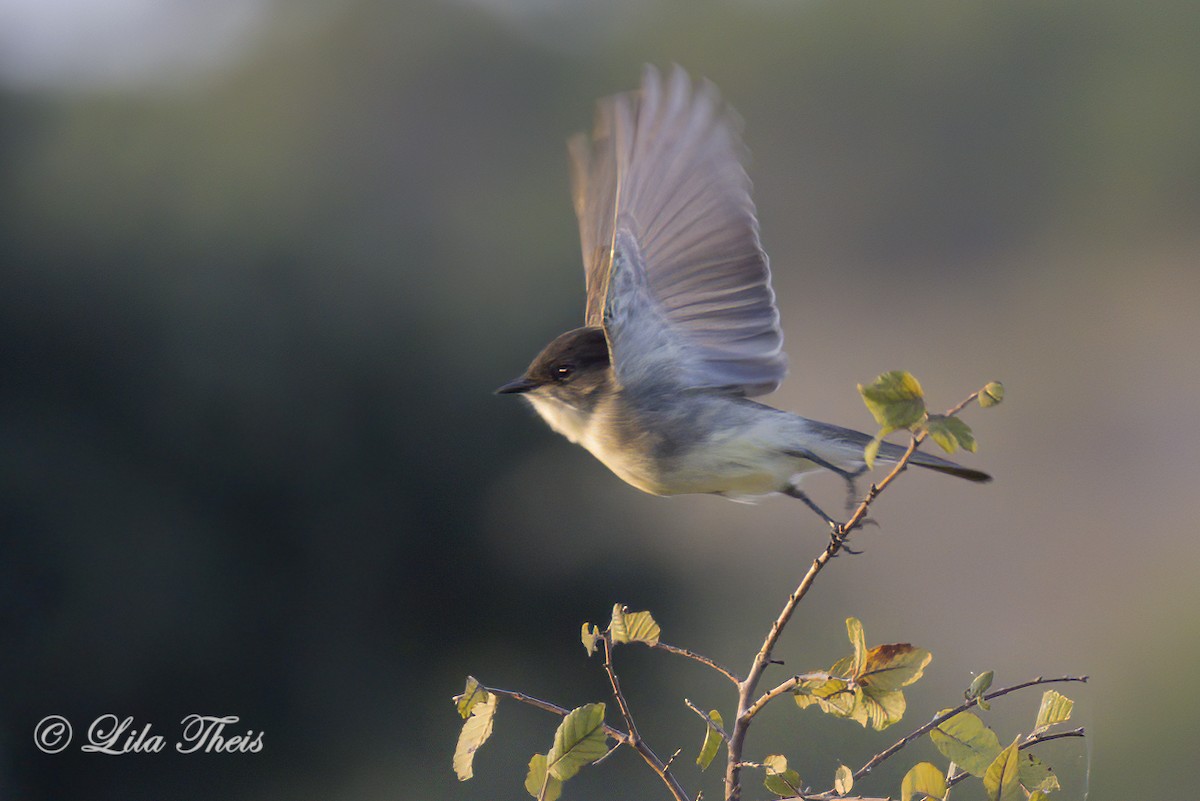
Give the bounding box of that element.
[455,377,1087,801]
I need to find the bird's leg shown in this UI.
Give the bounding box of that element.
[783,485,837,528]
[784,485,865,554]
[840,465,869,514]
[786,450,870,513]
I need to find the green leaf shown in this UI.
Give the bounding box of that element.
[524,754,563,801]
[454,676,491,719]
[1034,690,1074,733]
[696,709,724,771]
[983,737,1023,801]
[581,623,601,657]
[453,693,497,781]
[846,618,868,676]
[1018,752,1061,794]
[609,605,661,646]
[863,435,882,470]
[859,371,927,432]
[834,763,854,795]
[901,761,947,801]
[1028,792,1050,801]
[979,382,1005,408]
[966,671,994,701]
[929,711,1002,777]
[762,754,802,797]
[965,670,993,710]
[924,414,977,454]
[547,703,609,781]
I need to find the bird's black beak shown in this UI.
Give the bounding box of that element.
[495,376,539,395]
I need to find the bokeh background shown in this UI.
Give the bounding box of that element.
[2,1,1197,799]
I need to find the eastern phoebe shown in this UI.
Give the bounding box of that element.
[498,66,988,518]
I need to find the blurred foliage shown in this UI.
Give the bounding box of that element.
[1,0,1197,799]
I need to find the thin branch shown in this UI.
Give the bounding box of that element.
[601,636,692,801]
[743,672,838,722]
[723,385,1003,801]
[943,760,957,801]
[724,433,923,801]
[652,641,742,685]
[486,686,630,743]
[848,675,1089,784]
[603,634,642,743]
[488,683,691,801]
[684,698,731,746]
[943,389,982,418]
[592,740,623,767]
[979,674,1090,705]
[1024,726,1086,745]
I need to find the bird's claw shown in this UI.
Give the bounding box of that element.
[828,527,862,555]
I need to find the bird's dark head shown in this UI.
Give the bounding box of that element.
[495,327,611,407]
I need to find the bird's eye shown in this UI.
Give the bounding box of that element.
[555,364,575,379]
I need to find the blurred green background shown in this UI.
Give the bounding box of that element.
[2,1,1197,798]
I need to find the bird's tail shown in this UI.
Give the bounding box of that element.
[797,417,992,483]
[907,451,991,482]
[872,437,991,482]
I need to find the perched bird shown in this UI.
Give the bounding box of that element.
[497,66,988,519]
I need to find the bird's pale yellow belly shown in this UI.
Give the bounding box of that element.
[583,424,811,500]
[527,389,822,501]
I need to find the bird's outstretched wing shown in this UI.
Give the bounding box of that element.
[569,65,786,396]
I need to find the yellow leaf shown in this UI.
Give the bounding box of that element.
[453,676,491,719]
[524,754,563,801]
[696,709,724,771]
[858,643,932,691]
[901,761,946,801]
[929,711,1002,777]
[609,605,661,645]
[835,764,854,795]
[982,737,1023,801]
[581,623,601,656]
[1034,690,1074,732]
[763,754,802,797]
[453,693,497,781]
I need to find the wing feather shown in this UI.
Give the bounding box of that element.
[569,65,786,396]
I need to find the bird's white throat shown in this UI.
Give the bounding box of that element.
[525,394,592,445]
